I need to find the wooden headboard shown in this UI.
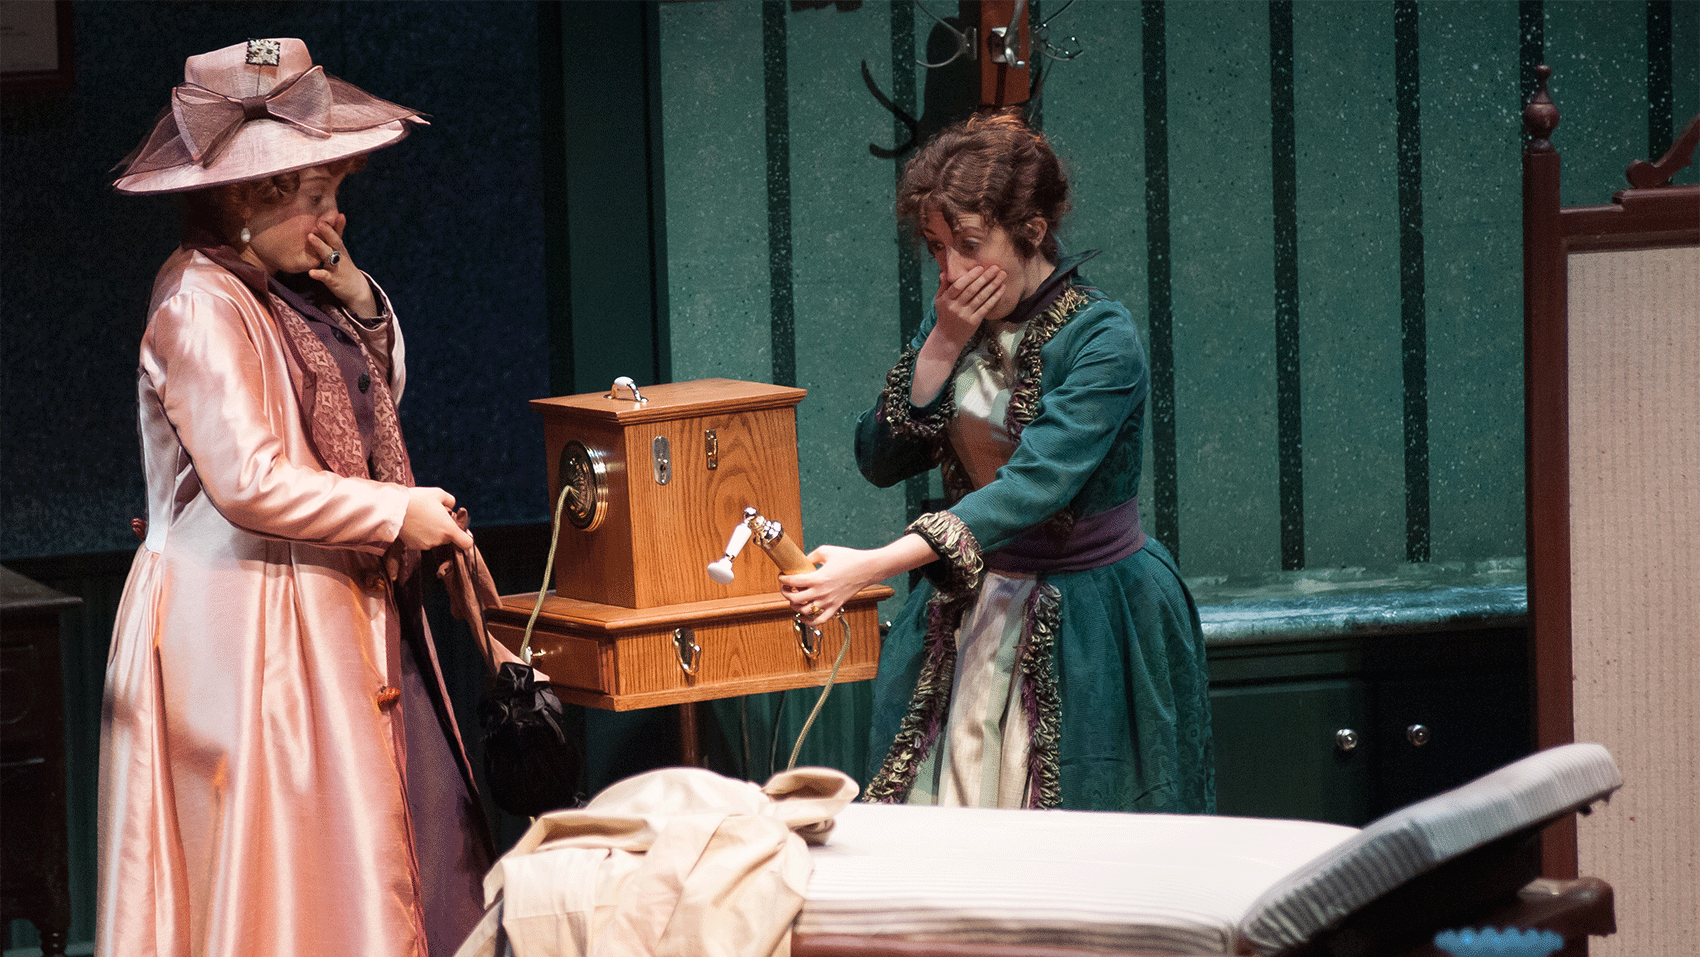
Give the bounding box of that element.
[1521,65,1699,953]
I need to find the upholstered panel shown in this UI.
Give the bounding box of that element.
[1565,246,1700,954]
[1237,743,1620,952]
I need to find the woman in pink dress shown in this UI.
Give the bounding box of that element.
[101,38,488,957]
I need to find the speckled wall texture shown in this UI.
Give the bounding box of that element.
[2,0,1694,580]
[654,0,1698,583]
[2,3,1694,948]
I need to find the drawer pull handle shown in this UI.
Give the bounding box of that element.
[1406,723,1431,747]
[673,627,700,676]
[794,618,822,659]
[1335,729,1360,752]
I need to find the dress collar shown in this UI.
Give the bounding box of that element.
[183,228,339,328]
[1003,249,1100,326]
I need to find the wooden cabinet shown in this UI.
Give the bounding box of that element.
[508,379,892,710]
[530,378,808,608]
[1197,566,1531,827]
[1211,675,1374,825]
[1373,668,1530,815]
[1208,629,1530,826]
[1,567,78,956]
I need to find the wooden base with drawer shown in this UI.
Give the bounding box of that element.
[487,585,892,712]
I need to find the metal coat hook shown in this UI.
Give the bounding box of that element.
[989,0,1029,69]
[860,60,921,159]
[911,0,1084,73]
[1034,0,1084,63]
[912,0,976,69]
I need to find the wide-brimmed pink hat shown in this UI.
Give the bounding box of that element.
[114,38,425,195]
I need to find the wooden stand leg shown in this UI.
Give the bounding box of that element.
[678,701,701,767]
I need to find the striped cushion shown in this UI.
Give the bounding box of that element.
[799,804,1356,954]
[1237,743,1622,953]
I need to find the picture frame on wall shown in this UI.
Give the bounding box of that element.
[1,0,74,94]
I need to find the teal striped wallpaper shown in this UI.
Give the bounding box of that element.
[5,7,1691,947]
[657,0,1697,587]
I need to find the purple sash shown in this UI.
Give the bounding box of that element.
[985,497,1147,575]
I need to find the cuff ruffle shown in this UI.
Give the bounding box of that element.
[876,346,955,440]
[906,510,983,596]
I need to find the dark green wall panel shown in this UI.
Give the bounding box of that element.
[783,4,915,556]
[1045,10,1151,323]
[1678,6,1700,156]
[651,0,1693,582]
[1547,1,1669,205]
[1293,2,1405,569]
[1167,2,1284,577]
[659,2,774,387]
[659,1,922,599]
[1419,1,1527,563]
[1043,7,1156,543]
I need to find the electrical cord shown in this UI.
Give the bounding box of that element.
[786,614,853,770]
[519,482,573,663]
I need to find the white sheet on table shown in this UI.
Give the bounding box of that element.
[798,803,1356,954]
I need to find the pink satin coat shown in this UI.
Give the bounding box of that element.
[97,247,471,957]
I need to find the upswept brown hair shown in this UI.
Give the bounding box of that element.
[897,108,1070,263]
[182,154,369,244]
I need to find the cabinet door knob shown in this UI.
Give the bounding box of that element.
[1406,724,1431,747]
[1335,729,1360,752]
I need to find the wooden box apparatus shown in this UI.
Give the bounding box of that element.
[535,378,806,608]
[490,378,890,709]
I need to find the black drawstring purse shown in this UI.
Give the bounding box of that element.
[476,661,582,818]
[435,504,582,818]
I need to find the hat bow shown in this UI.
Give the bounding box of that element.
[172,65,334,168]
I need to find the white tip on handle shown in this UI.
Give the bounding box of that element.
[706,521,753,584]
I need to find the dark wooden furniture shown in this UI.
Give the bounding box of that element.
[1522,66,1699,950]
[1,566,79,957]
[1198,564,1530,827]
[1211,628,1529,828]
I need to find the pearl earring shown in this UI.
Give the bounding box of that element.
[239,226,251,244]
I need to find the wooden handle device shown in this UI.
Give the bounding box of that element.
[743,506,813,575]
[706,506,814,582]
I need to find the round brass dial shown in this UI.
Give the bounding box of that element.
[557,440,609,531]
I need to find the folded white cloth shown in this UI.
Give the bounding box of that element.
[457,766,859,957]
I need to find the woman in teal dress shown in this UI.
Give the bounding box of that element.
[779,110,1215,813]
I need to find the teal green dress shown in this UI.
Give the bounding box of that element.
[857,254,1215,813]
